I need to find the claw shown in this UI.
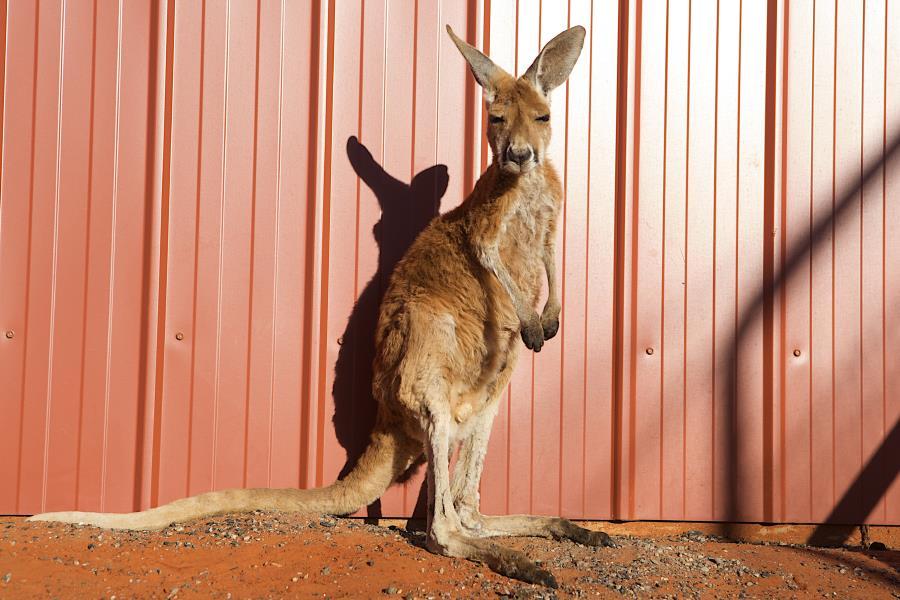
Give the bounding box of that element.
[542,317,559,340]
[535,569,559,589]
[520,322,545,352]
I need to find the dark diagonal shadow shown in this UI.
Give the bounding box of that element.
[723,129,900,544]
[330,136,446,518]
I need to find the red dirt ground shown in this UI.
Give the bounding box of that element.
[1,513,897,598]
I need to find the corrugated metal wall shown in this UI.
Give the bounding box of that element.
[1,0,897,525]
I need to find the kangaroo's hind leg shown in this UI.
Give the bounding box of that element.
[414,375,558,588]
[449,347,616,548]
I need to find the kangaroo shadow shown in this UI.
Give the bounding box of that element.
[331,136,446,519]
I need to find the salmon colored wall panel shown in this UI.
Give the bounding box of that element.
[186,0,228,499]
[3,0,898,526]
[559,0,592,520]
[776,0,900,525]
[75,0,129,514]
[0,0,154,515]
[711,0,741,523]
[782,0,814,523]
[45,0,95,514]
[97,0,155,513]
[582,0,619,521]
[157,0,323,505]
[832,0,865,525]
[631,0,666,520]
[683,0,718,522]
[320,0,362,499]
[156,0,203,506]
[0,0,41,514]
[660,0,688,522]
[735,0,768,522]
[267,0,318,492]
[16,0,65,516]
[242,0,280,491]
[809,0,837,524]
[213,0,258,493]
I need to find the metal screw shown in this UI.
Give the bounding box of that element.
[793,349,801,357]
[175,332,184,341]
[646,347,654,356]
[4,330,13,339]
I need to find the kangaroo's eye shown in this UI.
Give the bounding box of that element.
[536,114,550,122]
[488,114,505,124]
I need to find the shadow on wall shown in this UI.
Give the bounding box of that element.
[330,136,446,518]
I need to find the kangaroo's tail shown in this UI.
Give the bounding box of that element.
[27,424,419,531]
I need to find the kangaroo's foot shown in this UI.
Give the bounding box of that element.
[457,512,617,548]
[427,527,558,588]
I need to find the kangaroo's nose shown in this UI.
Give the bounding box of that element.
[505,145,533,165]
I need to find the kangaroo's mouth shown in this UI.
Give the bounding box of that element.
[500,158,539,175]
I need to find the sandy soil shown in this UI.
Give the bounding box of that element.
[1,513,897,599]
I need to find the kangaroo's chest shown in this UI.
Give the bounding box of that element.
[498,185,558,294]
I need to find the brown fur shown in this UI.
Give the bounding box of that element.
[29,24,613,587]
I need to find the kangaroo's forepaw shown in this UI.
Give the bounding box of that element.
[541,316,559,341]
[521,320,545,352]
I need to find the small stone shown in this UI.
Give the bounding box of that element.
[382,586,398,595]
[321,566,331,576]
[2,573,10,584]
[367,560,375,567]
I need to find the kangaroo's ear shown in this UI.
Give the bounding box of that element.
[446,25,504,100]
[523,26,586,96]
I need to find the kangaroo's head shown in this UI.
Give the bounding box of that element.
[446,25,585,175]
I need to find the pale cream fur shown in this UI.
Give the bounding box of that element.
[29,25,614,587]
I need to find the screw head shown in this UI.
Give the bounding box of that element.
[4,330,13,339]
[792,348,801,357]
[175,332,184,341]
[646,347,654,356]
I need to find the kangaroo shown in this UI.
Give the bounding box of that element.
[29,24,614,587]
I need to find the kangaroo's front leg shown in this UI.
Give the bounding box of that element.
[469,196,545,352]
[539,217,561,341]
